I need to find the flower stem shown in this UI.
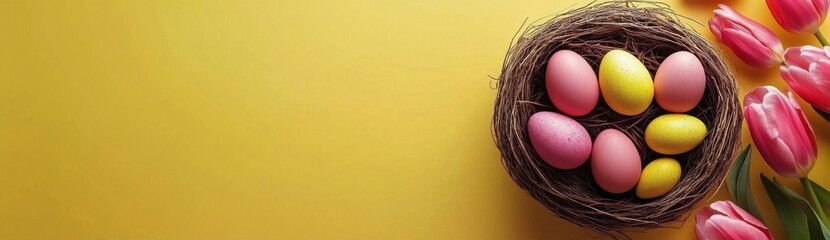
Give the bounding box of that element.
[816,31,830,46]
[801,177,830,227]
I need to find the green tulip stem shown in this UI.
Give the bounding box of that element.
[801,177,830,227]
[815,31,830,46]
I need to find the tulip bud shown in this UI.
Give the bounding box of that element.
[695,201,773,240]
[744,86,817,178]
[781,45,830,113]
[709,4,784,68]
[767,0,829,34]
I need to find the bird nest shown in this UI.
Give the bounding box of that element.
[491,1,742,237]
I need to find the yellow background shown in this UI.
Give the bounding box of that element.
[1,0,829,239]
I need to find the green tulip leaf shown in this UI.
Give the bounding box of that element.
[809,179,830,221]
[728,145,764,222]
[761,174,830,240]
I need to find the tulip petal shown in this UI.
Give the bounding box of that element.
[746,85,818,178]
[814,0,830,22]
[802,114,818,157]
[784,45,826,69]
[788,92,818,171]
[766,92,805,176]
[695,224,707,240]
[782,65,830,112]
[784,47,807,69]
[799,60,830,111]
[706,215,769,240]
[809,59,830,89]
[721,29,782,67]
[701,219,730,240]
[767,0,789,30]
[716,4,783,52]
[696,201,775,240]
[713,201,769,232]
[746,103,794,177]
[744,86,774,107]
[709,18,725,40]
[800,48,829,66]
[768,0,823,33]
[745,87,804,178]
[770,92,807,152]
[696,207,721,239]
[789,92,818,155]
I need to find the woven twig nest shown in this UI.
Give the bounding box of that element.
[492,1,742,237]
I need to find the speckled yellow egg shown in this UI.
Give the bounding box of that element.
[636,158,682,199]
[599,50,654,116]
[645,114,707,155]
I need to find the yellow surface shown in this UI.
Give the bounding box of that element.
[1,0,829,239]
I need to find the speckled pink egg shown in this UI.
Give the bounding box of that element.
[545,50,600,117]
[591,129,641,194]
[527,111,591,169]
[654,51,706,113]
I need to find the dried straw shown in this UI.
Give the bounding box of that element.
[491,1,742,238]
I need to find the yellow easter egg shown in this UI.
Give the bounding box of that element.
[645,114,707,155]
[599,50,654,116]
[636,158,682,199]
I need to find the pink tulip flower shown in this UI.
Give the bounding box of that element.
[709,4,785,68]
[695,201,774,240]
[781,45,830,113]
[744,86,817,178]
[767,0,829,34]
